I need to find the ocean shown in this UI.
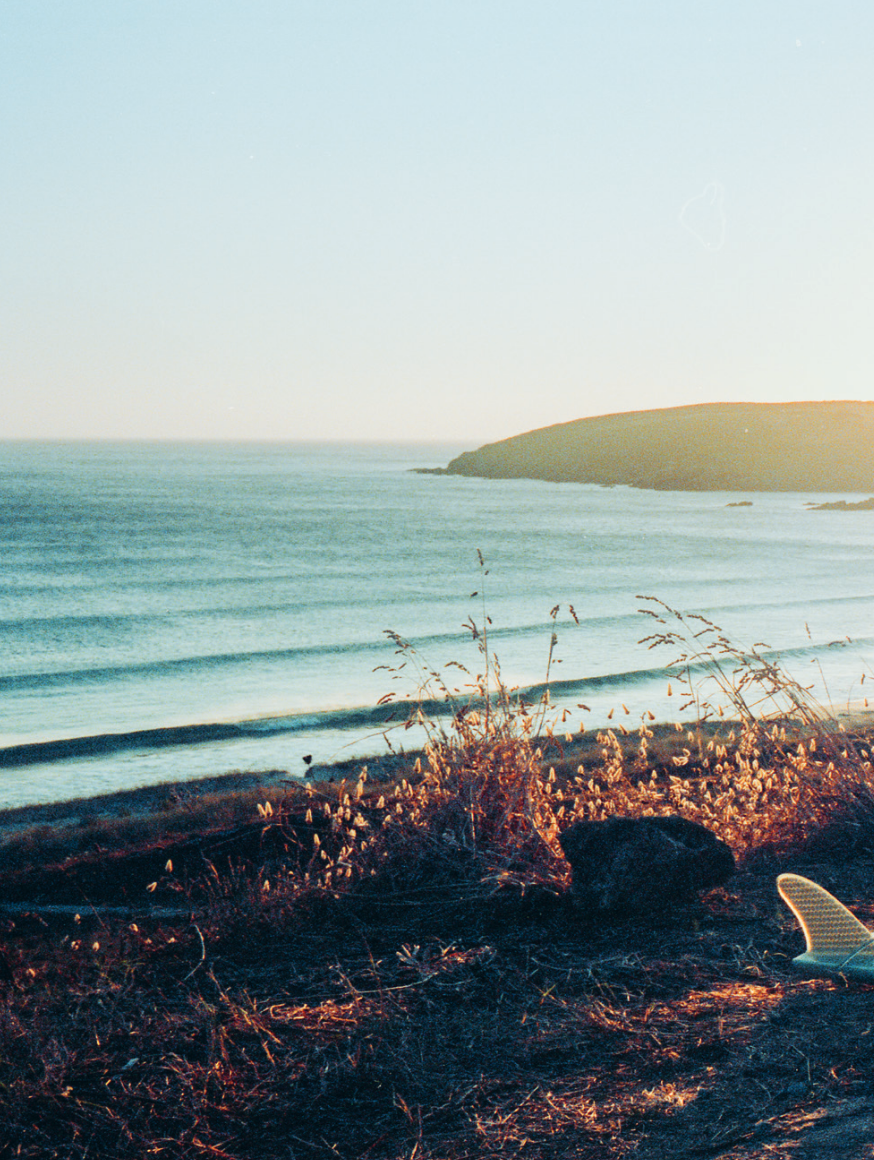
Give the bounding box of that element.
[2,439,874,810]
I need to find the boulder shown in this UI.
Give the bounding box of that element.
[558,815,734,915]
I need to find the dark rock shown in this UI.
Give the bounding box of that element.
[807,497,874,511]
[558,815,735,915]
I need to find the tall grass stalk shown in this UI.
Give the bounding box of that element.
[372,553,572,883]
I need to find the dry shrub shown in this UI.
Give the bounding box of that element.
[284,559,575,899]
[292,662,568,900]
[629,598,874,856]
[562,721,821,857]
[278,591,874,908]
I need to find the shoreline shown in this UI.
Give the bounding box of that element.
[3,704,872,848]
[0,747,425,845]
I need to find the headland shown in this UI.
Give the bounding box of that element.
[443,400,874,491]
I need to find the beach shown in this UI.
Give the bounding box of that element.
[4,702,873,856]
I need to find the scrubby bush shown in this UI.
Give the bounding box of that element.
[289,585,874,906]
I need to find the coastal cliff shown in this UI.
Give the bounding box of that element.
[446,401,874,491]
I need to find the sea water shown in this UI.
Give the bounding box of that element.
[2,439,874,809]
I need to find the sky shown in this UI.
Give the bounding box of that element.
[2,2,873,444]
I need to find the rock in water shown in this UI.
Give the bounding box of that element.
[558,816,734,915]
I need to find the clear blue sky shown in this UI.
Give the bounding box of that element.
[2,2,872,442]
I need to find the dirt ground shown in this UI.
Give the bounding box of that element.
[2,803,874,1159]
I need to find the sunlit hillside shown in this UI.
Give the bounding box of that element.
[446,401,874,491]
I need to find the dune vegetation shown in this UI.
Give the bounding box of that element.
[3,597,874,1157]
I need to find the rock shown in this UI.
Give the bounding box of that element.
[807,496,874,511]
[558,815,734,915]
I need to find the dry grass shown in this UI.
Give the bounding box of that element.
[3,598,874,1158]
[288,595,874,906]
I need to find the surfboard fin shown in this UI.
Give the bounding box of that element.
[777,873,874,980]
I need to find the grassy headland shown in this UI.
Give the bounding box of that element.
[442,400,874,491]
